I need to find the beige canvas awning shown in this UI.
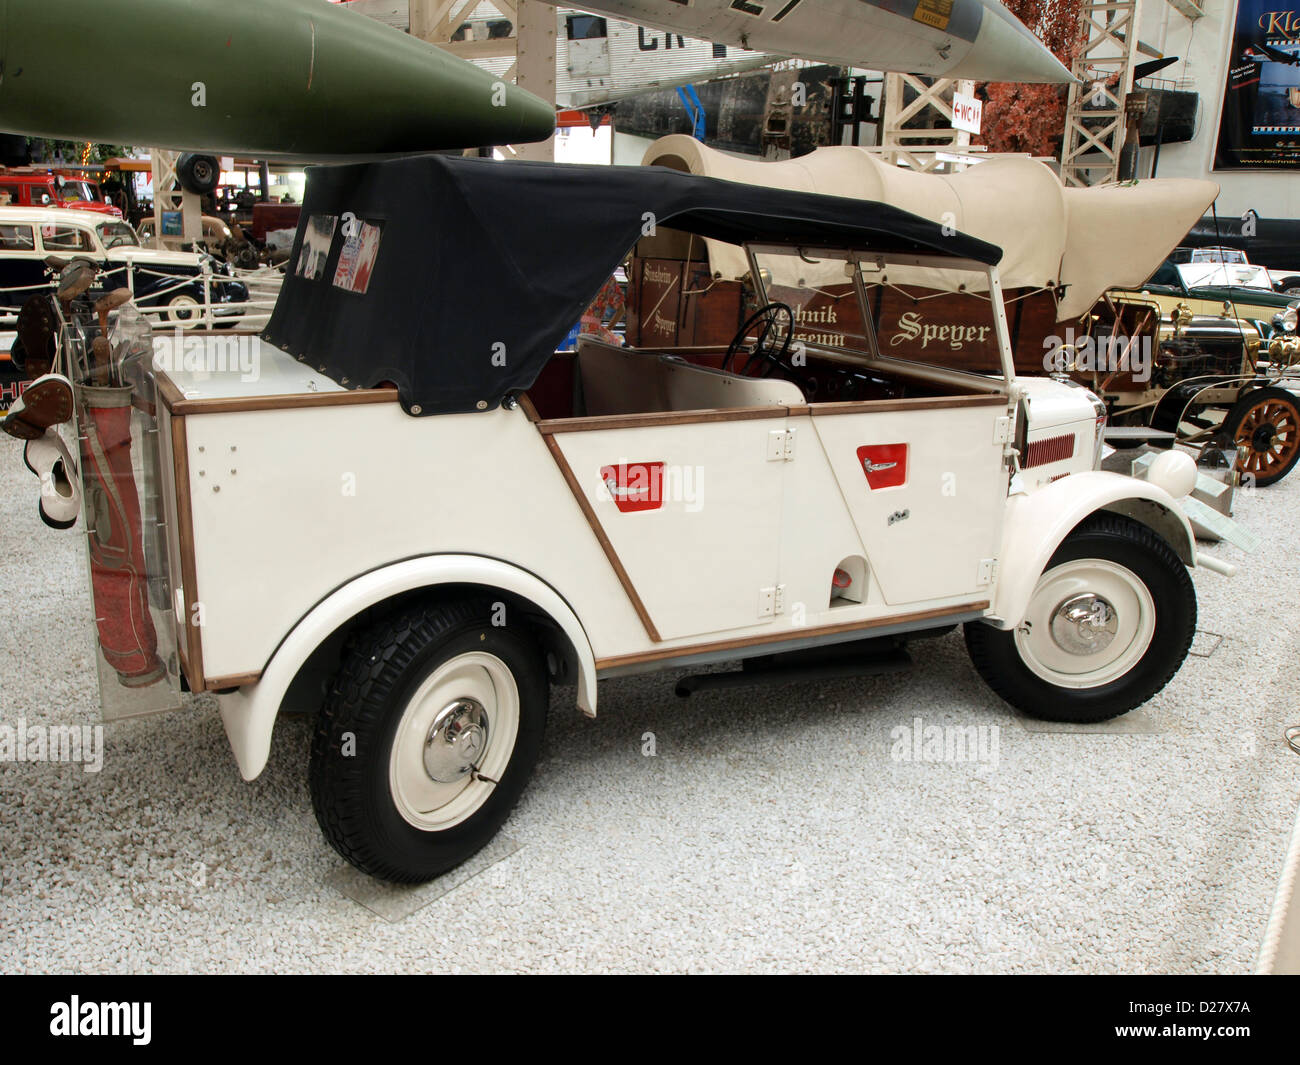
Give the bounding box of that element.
[642,136,1218,321]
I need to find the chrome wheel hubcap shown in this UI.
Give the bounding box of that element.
[1049,593,1119,656]
[423,698,489,783]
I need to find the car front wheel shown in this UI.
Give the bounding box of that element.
[965,513,1195,723]
[309,599,548,883]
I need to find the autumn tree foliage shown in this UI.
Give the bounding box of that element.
[975,0,1085,158]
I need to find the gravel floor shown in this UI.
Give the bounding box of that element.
[1,433,1298,973]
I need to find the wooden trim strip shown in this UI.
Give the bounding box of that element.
[166,388,399,417]
[154,373,186,414]
[594,600,989,671]
[808,394,1006,417]
[651,344,733,355]
[538,405,787,435]
[541,433,663,643]
[516,393,541,423]
[203,671,263,691]
[170,415,205,691]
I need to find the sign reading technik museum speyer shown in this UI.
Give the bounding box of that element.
[1215,2,1300,169]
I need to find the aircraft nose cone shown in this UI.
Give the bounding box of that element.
[504,88,559,145]
[954,3,1077,84]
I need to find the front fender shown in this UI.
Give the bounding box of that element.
[217,555,598,781]
[988,472,1197,630]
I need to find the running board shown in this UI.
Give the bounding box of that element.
[674,640,913,697]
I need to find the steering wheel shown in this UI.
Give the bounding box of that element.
[723,303,796,379]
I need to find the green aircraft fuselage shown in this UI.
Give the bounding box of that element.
[0,0,555,157]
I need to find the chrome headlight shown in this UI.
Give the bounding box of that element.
[1088,389,1107,468]
[1274,306,1298,334]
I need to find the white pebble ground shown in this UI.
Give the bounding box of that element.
[1,434,1297,973]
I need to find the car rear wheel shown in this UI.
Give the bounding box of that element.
[165,292,203,325]
[965,514,1195,723]
[1225,387,1300,487]
[309,599,548,883]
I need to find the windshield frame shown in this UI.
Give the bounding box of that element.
[97,220,140,249]
[744,242,1017,386]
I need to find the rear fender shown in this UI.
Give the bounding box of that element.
[217,555,597,781]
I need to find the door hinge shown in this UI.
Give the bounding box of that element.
[993,416,1013,445]
[976,558,999,586]
[766,428,796,461]
[758,584,787,617]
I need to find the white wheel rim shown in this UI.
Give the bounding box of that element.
[1014,559,1155,689]
[169,294,199,321]
[388,651,520,831]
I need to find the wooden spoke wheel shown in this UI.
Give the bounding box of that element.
[1226,387,1300,487]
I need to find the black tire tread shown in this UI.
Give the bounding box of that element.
[965,512,1196,723]
[308,598,544,883]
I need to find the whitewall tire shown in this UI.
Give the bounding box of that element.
[965,514,1196,723]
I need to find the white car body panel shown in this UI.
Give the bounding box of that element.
[809,402,1008,604]
[174,400,644,678]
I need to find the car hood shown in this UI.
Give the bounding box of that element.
[1017,376,1100,432]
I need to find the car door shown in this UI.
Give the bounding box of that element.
[546,413,787,641]
[807,397,1011,607]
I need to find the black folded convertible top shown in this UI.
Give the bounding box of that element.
[263,154,1002,416]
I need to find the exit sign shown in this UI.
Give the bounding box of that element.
[952,92,983,134]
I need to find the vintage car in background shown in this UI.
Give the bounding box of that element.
[0,167,122,218]
[28,155,1228,883]
[1145,250,1300,328]
[137,214,262,270]
[1170,244,1300,297]
[631,136,1300,486]
[0,207,249,343]
[1079,275,1300,485]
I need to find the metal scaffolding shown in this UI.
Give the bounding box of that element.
[878,74,977,172]
[1060,0,1143,187]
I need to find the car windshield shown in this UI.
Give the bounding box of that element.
[98,221,139,249]
[1191,248,1247,264]
[751,246,1007,376]
[59,180,97,203]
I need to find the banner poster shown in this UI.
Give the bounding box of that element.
[1215,1,1300,169]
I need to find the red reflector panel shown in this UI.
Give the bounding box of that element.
[1023,433,1076,468]
[856,443,908,489]
[600,462,665,513]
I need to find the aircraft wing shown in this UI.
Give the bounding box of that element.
[532,0,1075,83]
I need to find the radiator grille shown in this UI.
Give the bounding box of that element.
[1024,433,1076,468]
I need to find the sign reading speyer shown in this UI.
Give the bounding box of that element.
[952,92,983,134]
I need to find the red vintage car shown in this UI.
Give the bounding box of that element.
[0,168,122,218]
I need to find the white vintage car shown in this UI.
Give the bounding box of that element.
[0,205,248,330]
[56,156,1232,883]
